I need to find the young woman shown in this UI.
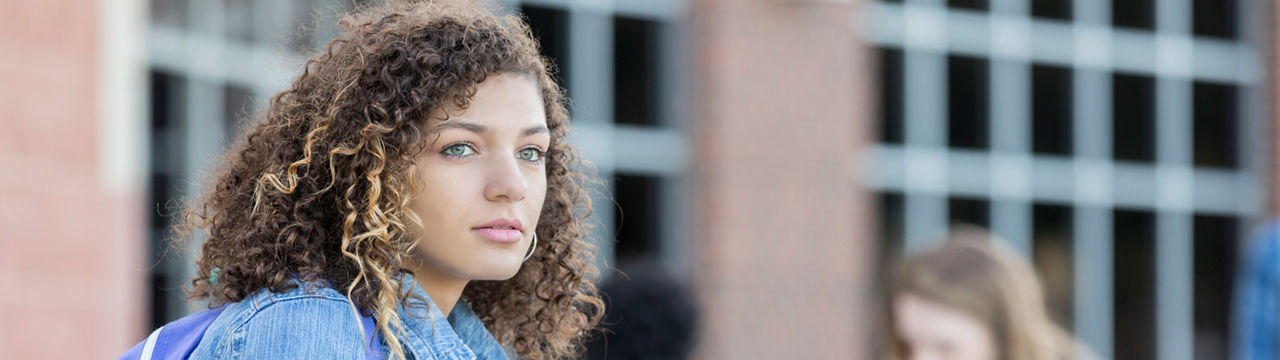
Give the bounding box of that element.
[884,228,1091,360]
[172,2,602,359]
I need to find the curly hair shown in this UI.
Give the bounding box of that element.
[176,2,603,359]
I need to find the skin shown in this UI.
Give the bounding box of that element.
[405,72,549,317]
[893,293,999,360]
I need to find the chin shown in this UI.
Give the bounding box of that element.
[468,258,524,281]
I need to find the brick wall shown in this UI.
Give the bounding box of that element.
[0,0,146,357]
[689,0,874,357]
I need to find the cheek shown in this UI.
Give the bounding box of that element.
[527,175,549,218]
[411,163,474,220]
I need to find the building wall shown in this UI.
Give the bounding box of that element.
[0,0,147,358]
[861,1,1267,359]
[689,0,873,358]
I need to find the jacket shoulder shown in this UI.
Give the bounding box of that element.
[191,285,370,359]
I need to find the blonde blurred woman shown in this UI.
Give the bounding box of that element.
[885,227,1095,360]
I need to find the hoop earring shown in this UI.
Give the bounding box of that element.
[523,233,538,261]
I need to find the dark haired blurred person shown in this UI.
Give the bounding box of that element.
[583,260,699,360]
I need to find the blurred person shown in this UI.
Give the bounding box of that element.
[582,260,698,360]
[884,227,1093,360]
[1235,218,1280,360]
[121,2,603,359]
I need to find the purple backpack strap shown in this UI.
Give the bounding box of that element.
[119,307,383,359]
[361,314,385,359]
[117,307,226,360]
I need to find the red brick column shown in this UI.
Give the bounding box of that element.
[689,0,873,358]
[0,1,146,358]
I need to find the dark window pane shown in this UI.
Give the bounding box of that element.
[948,197,989,228]
[878,48,904,144]
[613,15,661,126]
[149,70,189,329]
[1032,64,1074,155]
[520,4,571,88]
[1194,215,1237,360]
[150,71,184,130]
[287,0,317,52]
[150,0,188,28]
[147,173,180,328]
[1113,0,1155,30]
[1114,209,1156,360]
[149,271,169,329]
[948,55,990,149]
[1193,0,1237,39]
[1113,73,1156,162]
[1033,0,1073,20]
[1033,203,1074,333]
[877,193,905,291]
[1193,81,1239,168]
[223,84,253,143]
[149,174,175,230]
[613,174,661,261]
[224,0,256,43]
[948,0,988,11]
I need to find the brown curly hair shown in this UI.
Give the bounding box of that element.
[176,2,603,359]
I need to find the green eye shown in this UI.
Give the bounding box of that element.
[518,148,544,162]
[443,143,475,157]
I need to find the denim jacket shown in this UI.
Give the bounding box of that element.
[188,275,509,359]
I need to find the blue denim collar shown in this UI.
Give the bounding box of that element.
[396,274,508,360]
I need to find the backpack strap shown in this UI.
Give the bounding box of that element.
[137,327,163,359]
[117,307,226,360]
[361,314,385,359]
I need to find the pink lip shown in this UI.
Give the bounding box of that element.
[472,217,523,243]
[472,228,522,243]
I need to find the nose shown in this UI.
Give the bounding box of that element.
[483,153,528,203]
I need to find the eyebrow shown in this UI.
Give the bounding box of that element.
[430,121,549,137]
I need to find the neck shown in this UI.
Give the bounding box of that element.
[407,261,469,318]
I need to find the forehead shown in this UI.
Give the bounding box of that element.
[894,293,990,341]
[429,72,546,129]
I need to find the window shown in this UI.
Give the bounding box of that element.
[1193,81,1239,168]
[1033,203,1075,332]
[614,15,662,126]
[150,0,188,28]
[1114,209,1156,360]
[877,193,906,291]
[1193,215,1237,360]
[1113,0,1155,30]
[1032,64,1074,155]
[948,55,990,149]
[148,71,188,328]
[1113,73,1156,162]
[879,48,905,144]
[520,4,571,88]
[613,174,662,261]
[224,0,257,44]
[948,197,990,228]
[1193,0,1237,39]
[223,84,253,143]
[948,0,988,11]
[1032,0,1073,21]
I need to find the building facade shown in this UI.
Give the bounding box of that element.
[0,0,1273,359]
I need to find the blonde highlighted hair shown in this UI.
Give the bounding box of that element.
[177,2,603,359]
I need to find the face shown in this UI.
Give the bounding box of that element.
[408,72,549,281]
[893,293,998,360]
